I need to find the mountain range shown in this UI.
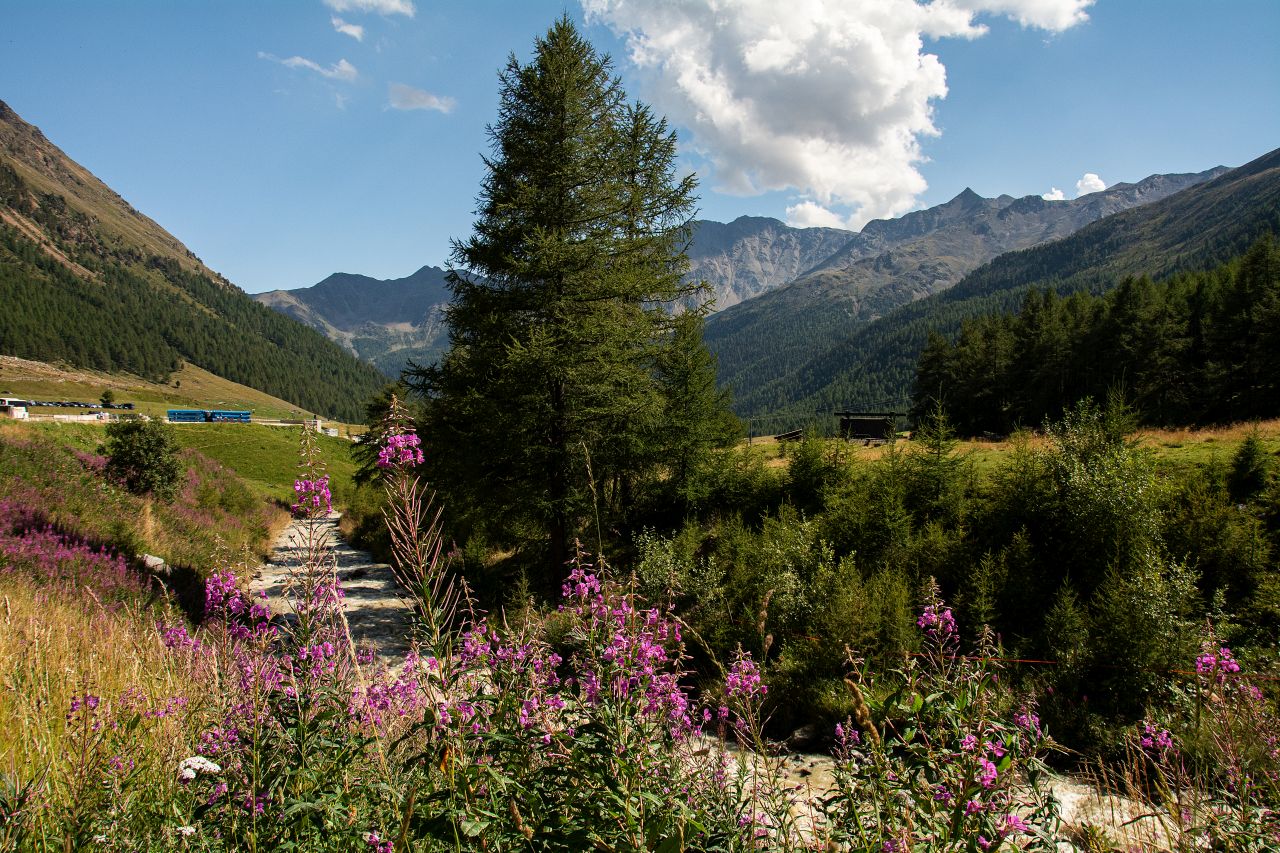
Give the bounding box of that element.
[752,145,1280,431]
[702,168,1228,421]
[254,266,451,377]
[6,94,1270,433]
[259,163,1231,404]
[0,100,384,422]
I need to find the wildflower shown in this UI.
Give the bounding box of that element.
[292,475,332,515]
[376,431,424,469]
[978,758,998,788]
[725,651,766,702]
[177,826,196,837]
[1139,721,1175,753]
[917,603,957,643]
[364,831,393,853]
[1013,709,1041,734]
[960,733,978,751]
[1003,813,1030,834]
[177,755,221,782]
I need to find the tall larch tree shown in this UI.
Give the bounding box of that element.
[408,18,732,580]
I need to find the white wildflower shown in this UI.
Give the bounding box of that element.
[177,825,197,837]
[177,755,221,782]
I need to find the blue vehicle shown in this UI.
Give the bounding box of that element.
[167,409,252,423]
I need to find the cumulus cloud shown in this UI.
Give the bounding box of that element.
[323,0,415,16]
[259,52,358,81]
[331,16,364,41]
[388,83,456,113]
[1042,187,1066,201]
[582,0,1092,230]
[1075,172,1107,196]
[785,200,850,229]
[948,0,1092,32]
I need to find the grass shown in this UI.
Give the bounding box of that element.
[0,354,367,431]
[755,418,1280,476]
[0,581,199,806]
[169,423,360,505]
[7,420,361,507]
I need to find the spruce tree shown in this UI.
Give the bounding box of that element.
[409,18,725,578]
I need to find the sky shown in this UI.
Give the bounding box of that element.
[1,0,1277,294]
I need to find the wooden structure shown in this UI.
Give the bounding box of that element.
[774,428,803,443]
[835,411,900,441]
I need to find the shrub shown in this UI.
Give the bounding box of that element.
[105,419,182,502]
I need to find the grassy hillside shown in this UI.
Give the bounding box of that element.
[0,355,374,425]
[13,418,358,507]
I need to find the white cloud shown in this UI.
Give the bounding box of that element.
[1042,187,1066,200]
[323,0,415,17]
[388,83,456,113]
[1075,172,1107,196]
[259,52,358,81]
[582,0,1092,229]
[948,0,1093,32]
[785,200,851,229]
[331,16,364,41]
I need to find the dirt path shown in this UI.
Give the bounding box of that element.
[251,513,415,662]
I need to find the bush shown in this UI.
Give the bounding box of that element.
[105,420,182,502]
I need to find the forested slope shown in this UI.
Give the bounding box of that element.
[0,101,384,421]
[754,146,1280,432]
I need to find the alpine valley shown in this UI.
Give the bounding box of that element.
[251,157,1249,431]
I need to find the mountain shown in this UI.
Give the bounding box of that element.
[705,168,1229,422]
[256,217,854,377]
[756,146,1280,431]
[254,267,452,377]
[0,99,385,422]
[685,216,854,310]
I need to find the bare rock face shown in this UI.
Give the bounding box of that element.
[684,217,855,311]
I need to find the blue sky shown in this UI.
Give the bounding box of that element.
[1,1,1276,294]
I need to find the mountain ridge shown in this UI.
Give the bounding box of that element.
[757,146,1280,430]
[703,165,1230,417]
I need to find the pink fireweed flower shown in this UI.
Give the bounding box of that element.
[917,603,957,643]
[364,832,393,853]
[725,651,766,702]
[1197,644,1242,684]
[978,758,998,788]
[1139,720,1175,753]
[376,432,424,469]
[292,476,332,516]
[1014,710,1041,734]
[1002,813,1030,835]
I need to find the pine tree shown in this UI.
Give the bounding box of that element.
[408,18,723,578]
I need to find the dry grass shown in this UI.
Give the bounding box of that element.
[754,419,1280,476]
[0,579,202,784]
